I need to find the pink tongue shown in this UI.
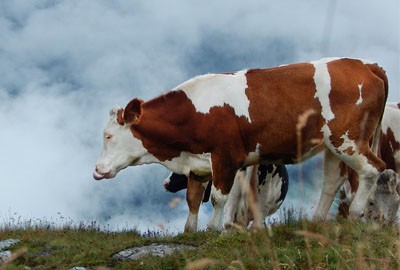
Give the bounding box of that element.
[93,171,105,180]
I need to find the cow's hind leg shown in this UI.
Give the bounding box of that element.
[223,169,246,229]
[184,177,207,233]
[313,150,345,220]
[347,147,386,219]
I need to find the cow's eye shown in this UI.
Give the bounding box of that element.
[105,135,112,140]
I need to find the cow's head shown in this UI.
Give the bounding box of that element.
[365,169,400,224]
[93,98,151,180]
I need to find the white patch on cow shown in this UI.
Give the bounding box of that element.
[223,170,246,228]
[322,126,378,178]
[94,109,159,179]
[184,212,198,233]
[95,113,213,180]
[163,172,172,187]
[163,152,211,177]
[257,166,284,216]
[174,70,251,121]
[337,131,358,154]
[311,58,338,122]
[321,123,333,144]
[244,143,261,166]
[359,58,375,65]
[356,83,363,105]
[382,105,400,144]
[208,185,226,231]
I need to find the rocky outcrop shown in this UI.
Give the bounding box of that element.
[113,243,196,261]
[0,238,195,268]
[0,239,20,263]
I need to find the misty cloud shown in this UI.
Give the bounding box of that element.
[0,0,399,233]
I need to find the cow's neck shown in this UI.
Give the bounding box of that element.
[131,90,206,162]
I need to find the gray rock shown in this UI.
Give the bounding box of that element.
[69,267,87,270]
[0,250,12,263]
[113,243,196,261]
[0,239,20,250]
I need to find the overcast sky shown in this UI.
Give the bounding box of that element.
[1,0,399,233]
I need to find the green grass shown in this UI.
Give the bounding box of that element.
[1,218,400,269]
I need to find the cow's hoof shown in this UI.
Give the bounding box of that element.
[348,210,364,221]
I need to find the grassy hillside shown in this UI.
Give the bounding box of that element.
[1,218,400,270]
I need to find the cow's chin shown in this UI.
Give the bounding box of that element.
[93,170,116,181]
[93,158,140,181]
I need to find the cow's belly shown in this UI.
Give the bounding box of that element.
[162,152,212,176]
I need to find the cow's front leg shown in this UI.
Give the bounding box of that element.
[313,150,344,220]
[184,176,207,233]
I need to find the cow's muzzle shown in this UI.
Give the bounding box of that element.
[93,167,111,180]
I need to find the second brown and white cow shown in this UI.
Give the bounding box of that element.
[94,57,388,225]
[164,164,288,232]
[214,164,289,230]
[338,103,400,224]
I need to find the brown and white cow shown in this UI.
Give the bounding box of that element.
[338,103,400,224]
[164,164,288,232]
[93,57,388,224]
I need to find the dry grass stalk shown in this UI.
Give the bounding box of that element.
[185,258,216,270]
[236,167,263,229]
[356,243,369,270]
[222,222,246,232]
[168,197,182,208]
[303,236,313,269]
[296,109,316,164]
[296,230,336,247]
[228,260,245,270]
[246,166,263,228]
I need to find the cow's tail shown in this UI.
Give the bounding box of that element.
[368,63,389,156]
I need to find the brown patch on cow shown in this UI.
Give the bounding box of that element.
[379,128,400,171]
[338,197,350,218]
[186,177,206,215]
[127,90,248,193]
[339,161,347,177]
[338,162,358,191]
[344,147,355,155]
[129,90,219,160]
[124,98,143,125]
[338,161,359,218]
[244,63,324,160]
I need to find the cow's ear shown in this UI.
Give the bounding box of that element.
[109,107,125,125]
[124,98,143,125]
[116,109,125,125]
